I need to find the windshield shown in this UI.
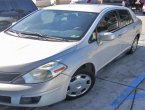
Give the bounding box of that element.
[9,10,98,41]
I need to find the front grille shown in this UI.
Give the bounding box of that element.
[0,73,20,82]
[20,96,41,104]
[0,96,11,103]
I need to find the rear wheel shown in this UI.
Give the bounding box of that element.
[128,37,139,54]
[66,69,95,100]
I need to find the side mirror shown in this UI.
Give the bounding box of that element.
[98,32,116,41]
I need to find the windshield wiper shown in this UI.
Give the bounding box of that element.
[41,35,70,41]
[20,31,42,37]
[19,31,43,40]
[19,32,72,42]
[20,32,64,41]
[6,30,76,42]
[42,35,78,42]
[5,30,41,40]
[6,30,21,37]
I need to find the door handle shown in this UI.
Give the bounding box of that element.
[118,30,128,37]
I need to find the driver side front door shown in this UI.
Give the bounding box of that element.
[91,10,123,71]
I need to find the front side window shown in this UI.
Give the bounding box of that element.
[9,10,98,41]
[97,11,119,33]
[118,10,133,28]
[89,11,119,43]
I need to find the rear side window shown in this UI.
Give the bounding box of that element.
[118,10,133,28]
[97,11,119,33]
[12,0,37,12]
[0,0,12,11]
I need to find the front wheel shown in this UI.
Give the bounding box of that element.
[128,37,139,54]
[66,69,95,100]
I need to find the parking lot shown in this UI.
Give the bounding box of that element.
[0,12,145,110]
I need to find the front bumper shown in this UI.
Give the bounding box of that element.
[0,74,70,107]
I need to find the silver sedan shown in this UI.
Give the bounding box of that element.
[0,4,142,107]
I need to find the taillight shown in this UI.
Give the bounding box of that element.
[144,3,145,6]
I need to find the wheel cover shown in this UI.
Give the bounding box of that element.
[67,74,92,97]
[132,38,138,52]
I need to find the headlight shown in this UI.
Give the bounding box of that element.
[13,62,67,84]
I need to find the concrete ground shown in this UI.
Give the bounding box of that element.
[1,13,145,110]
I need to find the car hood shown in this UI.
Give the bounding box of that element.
[0,32,77,73]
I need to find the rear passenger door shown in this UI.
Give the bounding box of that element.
[117,10,135,51]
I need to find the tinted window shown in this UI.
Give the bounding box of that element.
[0,0,12,11]
[12,0,37,12]
[118,10,133,28]
[97,11,119,33]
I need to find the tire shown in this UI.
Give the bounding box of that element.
[128,36,139,54]
[66,69,95,100]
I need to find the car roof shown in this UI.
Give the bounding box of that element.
[44,4,125,13]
